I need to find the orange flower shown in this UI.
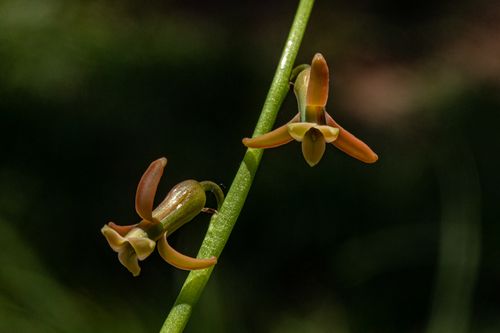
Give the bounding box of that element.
[101,158,224,276]
[243,54,378,166]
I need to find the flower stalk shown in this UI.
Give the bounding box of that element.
[160,0,316,331]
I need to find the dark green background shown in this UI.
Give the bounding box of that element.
[1,0,499,332]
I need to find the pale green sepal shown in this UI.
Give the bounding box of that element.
[127,237,156,261]
[287,122,316,142]
[315,125,339,143]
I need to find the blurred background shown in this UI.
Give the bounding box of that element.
[1,0,499,332]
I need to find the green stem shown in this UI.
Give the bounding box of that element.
[160,1,315,331]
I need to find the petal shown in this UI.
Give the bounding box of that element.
[314,125,339,143]
[108,222,139,237]
[101,224,128,252]
[287,122,317,142]
[127,237,156,261]
[136,157,167,222]
[158,232,217,271]
[325,112,378,163]
[306,53,329,107]
[242,113,300,148]
[301,128,326,167]
[118,248,141,277]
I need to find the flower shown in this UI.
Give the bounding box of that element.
[101,157,224,276]
[243,53,378,166]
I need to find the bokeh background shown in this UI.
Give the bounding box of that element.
[1,0,499,332]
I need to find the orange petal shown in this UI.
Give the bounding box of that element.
[325,112,378,163]
[108,222,139,237]
[136,157,167,222]
[242,113,300,148]
[306,54,329,107]
[158,232,217,271]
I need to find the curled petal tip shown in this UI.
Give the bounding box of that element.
[158,232,217,270]
[108,222,139,237]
